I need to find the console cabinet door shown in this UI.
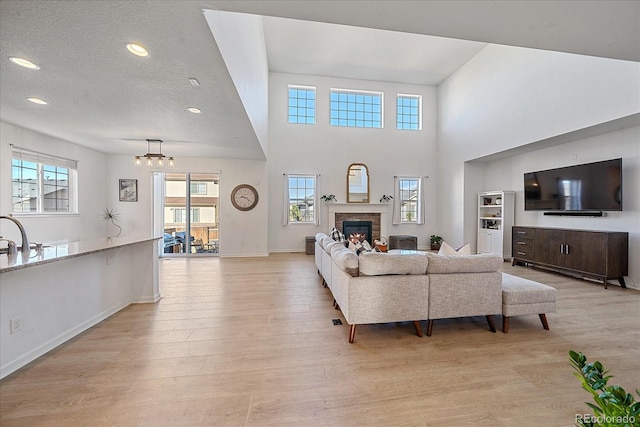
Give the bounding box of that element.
[565,231,607,275]
[534,228,566,266]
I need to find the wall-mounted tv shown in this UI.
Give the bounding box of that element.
[524,158,622,212]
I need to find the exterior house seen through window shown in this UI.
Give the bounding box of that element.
[397,94,421,130]
[399,177,420,223]
[288,175,316,223]
[330,89,382,128]
[288,86,316,124]
[12,148,77,214]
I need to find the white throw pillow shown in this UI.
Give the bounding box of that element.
[438,241,471,256]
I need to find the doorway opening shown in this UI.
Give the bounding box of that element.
[158,172,220,257]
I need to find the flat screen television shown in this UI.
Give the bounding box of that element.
[524,158,622,212]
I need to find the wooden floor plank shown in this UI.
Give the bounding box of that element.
[1,253,639,426]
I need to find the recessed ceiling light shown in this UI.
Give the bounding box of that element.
[27,97,48,105]
[126,43,148,57]
[188,78,200,86]
[187,107,201,114]
[9,56,40,70]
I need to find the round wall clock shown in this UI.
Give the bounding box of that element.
[231,184,259,211]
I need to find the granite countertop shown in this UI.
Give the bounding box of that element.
[0,236,161,273]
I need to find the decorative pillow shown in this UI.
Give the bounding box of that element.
[330,227,346,243]
[438,241,471,256]
[348,240,372,256]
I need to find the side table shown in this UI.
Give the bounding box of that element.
[389,235,418,250]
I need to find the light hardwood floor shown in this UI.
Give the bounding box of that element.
[1,253,639,426]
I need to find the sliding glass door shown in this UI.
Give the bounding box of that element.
[162,173,220,256]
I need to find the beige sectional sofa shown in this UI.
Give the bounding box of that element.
[314,232,504,343]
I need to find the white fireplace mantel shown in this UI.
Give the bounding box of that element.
[327,203,390,238]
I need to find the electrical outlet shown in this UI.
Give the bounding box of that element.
[9,318,23,335]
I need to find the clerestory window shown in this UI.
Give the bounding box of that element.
[330,89,382,128]
[397,94,421,130]
[288,86,316,124]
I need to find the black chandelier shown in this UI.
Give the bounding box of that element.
[134,139,174,167]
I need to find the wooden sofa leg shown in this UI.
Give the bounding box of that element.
[503,316,510,333]
[486,315,497,333]
[426,320,434,337]
[539,313,550,330]
[413,321,423,337]
[349,325,356,343]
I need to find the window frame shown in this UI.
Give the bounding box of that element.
[288,85,316,124]
[11,148,78,215]
[286,174,316,224]
[396,94,422,131]
[398,177,421,224]
[330,88,383,128]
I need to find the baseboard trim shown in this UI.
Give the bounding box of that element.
[0,300,130,379]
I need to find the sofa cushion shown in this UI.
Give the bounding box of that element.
[331,245,359,277]
[502,273,557,304]
[315,232,328,243]
[426,253,502,274]
[438,241,471,256]
[359,251,428,276]
[324,240,344,253]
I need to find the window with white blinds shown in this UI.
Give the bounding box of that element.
[11,147,78,214]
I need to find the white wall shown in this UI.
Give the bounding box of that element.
[438,44,640,247]
[0,122,108,244]
[106,154,269,257]
[477,125,640,289]
[204,10,270,156]
[268,72,438,251]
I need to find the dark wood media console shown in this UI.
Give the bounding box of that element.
[512,226,628,289]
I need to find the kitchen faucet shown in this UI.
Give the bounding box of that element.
[0,215,30,254]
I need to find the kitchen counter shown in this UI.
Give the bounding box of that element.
[1,235,161,379]
[0,236,160,273]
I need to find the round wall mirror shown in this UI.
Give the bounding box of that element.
[347,163,370,203]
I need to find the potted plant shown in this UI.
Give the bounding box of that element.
[379,194,393,203]
[321,194,337,202]
[569,350,640,426]
[430,234,443,250]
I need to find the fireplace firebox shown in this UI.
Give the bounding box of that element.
[343,221,373,244]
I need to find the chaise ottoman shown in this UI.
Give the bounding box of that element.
[501,273,557,333]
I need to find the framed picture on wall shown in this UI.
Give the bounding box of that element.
[119,179,138,202]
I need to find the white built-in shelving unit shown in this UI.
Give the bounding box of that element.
[477,191,514,260]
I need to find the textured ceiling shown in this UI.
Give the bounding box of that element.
[1,0,638,160]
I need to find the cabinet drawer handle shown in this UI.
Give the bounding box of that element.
[517,242,527,245]
[517,251,527,256]
[516,231,526,235]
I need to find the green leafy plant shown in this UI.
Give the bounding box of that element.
[321,194,337,202]
[430,235,443,245]
[569,350,640,426]
[290,204,302,221]
[379,194,393,203]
